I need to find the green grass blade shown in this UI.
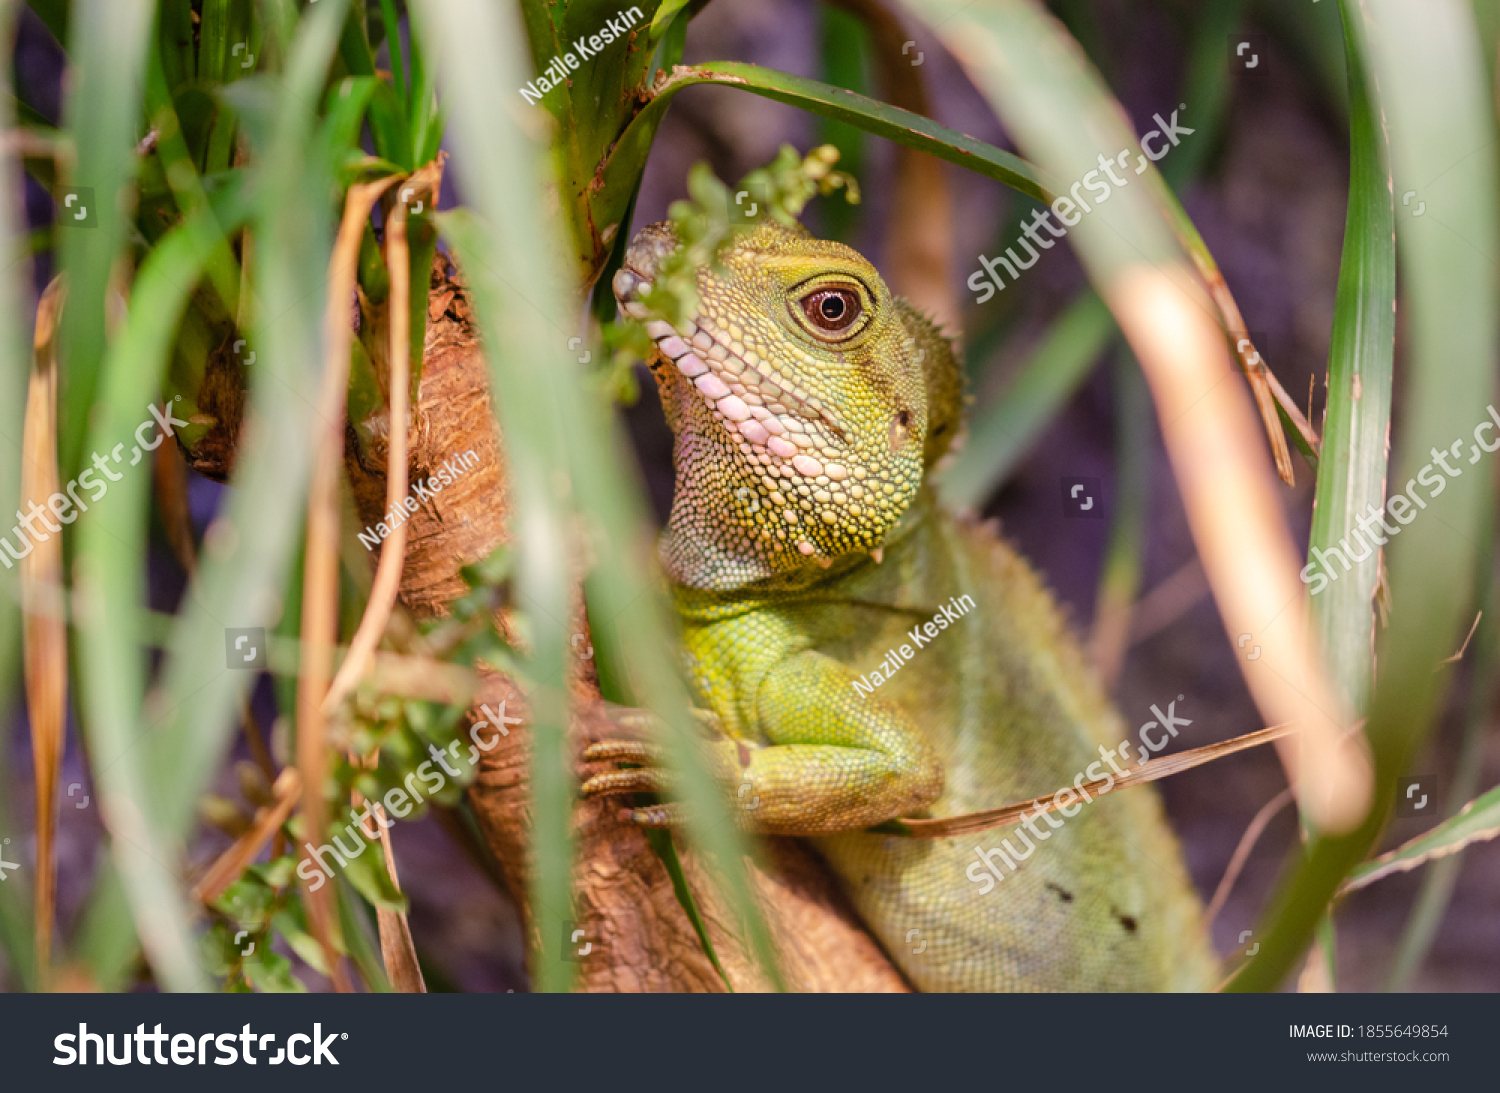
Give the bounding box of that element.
[420,0,783,991]
[607,60,1048,208]
[513,0,669,286]
[1306,0,1397,724]
[406,16,442,167]
[152,0,352,832]
[900,0,1373,839]
[378,0,407,104]
[145,48,240,317]
[72,0,355,987]
[200,0,232,84]
[416,0,584,991]
[1162,0,1246,190]
[334,0,376,78]
[337,877,393,993]
[1229,0,1498,991]
[430,231,574,994]
[72,866,137,990]
[1342,784,1500,894]
[156,0,195,88]
[816,5,869,242]
[645,829,733,992]
[938,290,1113,510]
[75,197,250,993]
[1090,353,1152,684]
[55,0,155,479]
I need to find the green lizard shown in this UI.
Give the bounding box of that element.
[587,217,1216,992]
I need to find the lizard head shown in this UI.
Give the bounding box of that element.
[614,218,961,590]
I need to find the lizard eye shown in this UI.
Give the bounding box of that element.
[794,284,868,341]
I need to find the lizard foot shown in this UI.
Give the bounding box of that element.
[580,707,751,829]
[578,765,670,798]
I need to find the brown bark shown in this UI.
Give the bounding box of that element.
[466,672,908,993]
[346,255,907,992]
[345,252,509,615]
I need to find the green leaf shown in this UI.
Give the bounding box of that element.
[318,75,382,161]
[421,0,784,992]
[272,908,332,977]
[243,948,306,993]
[251,855,298,889]
[1386,551,1500,989]
[815,5,869,242]
[199,0,233,84]
[378,0,408,104]
[1229,0,1498,991]
[517,0,670,283]
[213,877,276,931]
[74,0,355,990]
[337,878,393,992]
[1343,784,1500,893]
[341,839,408,912]
[1307,0,1397,723]
[605,60,1048,221]
[56,0,155,478]
[650,0,692,38]
[646,829,733,992]
[74,186,252,994]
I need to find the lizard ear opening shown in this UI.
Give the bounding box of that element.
[895,299,965,470]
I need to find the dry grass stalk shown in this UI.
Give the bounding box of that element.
[1201,786,1295,931]
[1108,265,1373,833]
[323,158,445,714]
[894,723,1295,838]
[295,174,402,990]
[373,815,426,993]
[191,768,302,906]
[21,277,67,984]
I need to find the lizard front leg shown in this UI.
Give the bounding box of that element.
[737,651,944,833]
[584,650,943,835]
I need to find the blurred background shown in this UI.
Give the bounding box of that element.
[6,0,1497,992]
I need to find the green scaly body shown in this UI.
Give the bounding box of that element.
[602,219,1216,991]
